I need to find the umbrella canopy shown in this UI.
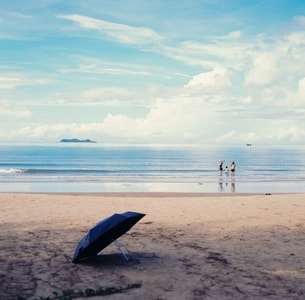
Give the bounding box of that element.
[72,211,145,263]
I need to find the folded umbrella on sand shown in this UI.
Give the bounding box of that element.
[72,211,145,263]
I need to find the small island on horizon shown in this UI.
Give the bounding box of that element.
[60,138,97,143]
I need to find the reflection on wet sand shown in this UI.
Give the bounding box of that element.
[219,176,236,193]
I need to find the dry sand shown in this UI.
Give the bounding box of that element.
[1,192,305,300]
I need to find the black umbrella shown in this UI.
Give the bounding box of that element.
[72,211,145,263]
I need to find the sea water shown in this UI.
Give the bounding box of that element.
[0,143,305,193]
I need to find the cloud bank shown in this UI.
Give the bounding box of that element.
[1,2,305,145]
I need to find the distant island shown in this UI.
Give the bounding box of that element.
[60,138,97,143]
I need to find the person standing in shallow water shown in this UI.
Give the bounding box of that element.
[231,161,236,176]
[219,161,224,176]
[225,166,229,176]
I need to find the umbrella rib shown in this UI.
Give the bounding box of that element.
[113,240,129,262]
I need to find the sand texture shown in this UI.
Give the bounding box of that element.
[1,193,305,299]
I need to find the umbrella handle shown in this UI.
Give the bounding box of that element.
[113,240,129,262]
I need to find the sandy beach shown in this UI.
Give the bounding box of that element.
[1,192,305,300]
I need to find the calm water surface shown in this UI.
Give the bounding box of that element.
[0,144,304,193]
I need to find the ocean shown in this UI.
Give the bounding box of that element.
[0,143,305,193]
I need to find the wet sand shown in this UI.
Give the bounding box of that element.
[1,192,305,299]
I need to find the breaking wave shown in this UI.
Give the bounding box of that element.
[0,168,24,175]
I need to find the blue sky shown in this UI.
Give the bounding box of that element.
[1,0,305,144]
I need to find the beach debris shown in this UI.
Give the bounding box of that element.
[206,251,230,265]
[17,282,142,300]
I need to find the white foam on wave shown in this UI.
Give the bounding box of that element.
[0,168,24,175]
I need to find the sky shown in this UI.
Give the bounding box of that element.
[1,0,305,145]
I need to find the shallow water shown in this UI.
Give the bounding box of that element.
[0,143,304,193]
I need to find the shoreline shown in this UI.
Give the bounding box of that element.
[0,191,301,198]
[1,193,305,299]
[0,191,264,195]
[1,179,305,194]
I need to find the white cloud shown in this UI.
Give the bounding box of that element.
[218,30,242,41]
[239,96,253,104]
[244,28,305,88]
[226,30,242,39]
[184,68,232,93]
[161,16,305,92]
[17,123,100,140]
[244,52,279,86]
[292,15,305,26]
[59,63,150,76]
[0,100,32,118]
[0,72,51,89]
[58,14,164,46]
[284,77,305,107]
[3,93,217,143]
[2,9,305,145]
[0,74,25,89]
[3,93,305,144]
[217,130,236,143]
[217,127,305,144]
[8,12,32,19]
[80,87,136,101]
[164,40,243,70]
[277,126,305,142]
[294,78,305,104]
[98,95,216,142]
